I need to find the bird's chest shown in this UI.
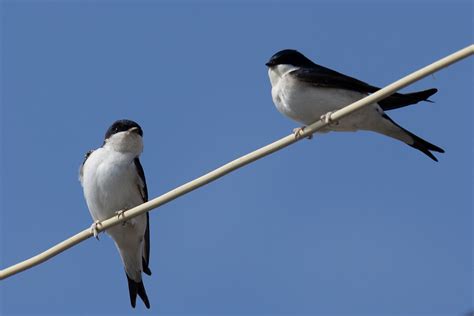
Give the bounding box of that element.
[83,152,139,220]
[273,77,365,126]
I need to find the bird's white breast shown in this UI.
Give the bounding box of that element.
[81,148,142,221]
[269,66,379,131]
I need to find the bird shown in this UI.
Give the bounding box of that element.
[266,49,445,161]
[79,119,152,309]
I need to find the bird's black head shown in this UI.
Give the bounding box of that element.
[104,119,143,140]
[265,49,316,68]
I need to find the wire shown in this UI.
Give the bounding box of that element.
[1,44,473,280]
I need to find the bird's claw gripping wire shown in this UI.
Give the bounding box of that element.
[115,209,126,219]
[320,111,338,125]
[90,220,102,240]
[115,209,129,226]
[293,126,313,140]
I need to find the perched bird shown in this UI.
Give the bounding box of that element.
[266,49,444,161]
[79,119,151,308]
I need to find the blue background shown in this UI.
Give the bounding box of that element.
[1,1,472,315]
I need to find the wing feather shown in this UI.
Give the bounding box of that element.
[133,158,151,275]
[78,150,94,184]
[291,66,436,111]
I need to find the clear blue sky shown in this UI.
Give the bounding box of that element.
[1,1,472,315]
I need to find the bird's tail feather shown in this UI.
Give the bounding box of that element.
[381,114,444,161]
[126,273,150,309]
[405,129,445,162]
[379,88,438,111]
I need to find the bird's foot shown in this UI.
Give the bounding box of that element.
[115,209,127,219]
[90,220,102,240]
[293,126,313,140]
[320,111,338,125]
[116,209,128,226]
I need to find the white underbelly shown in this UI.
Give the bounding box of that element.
[272,81,379,131]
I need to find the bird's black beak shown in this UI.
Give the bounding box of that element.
[265,61,273,67]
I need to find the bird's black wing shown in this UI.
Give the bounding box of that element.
[377,88,437,111]
[134,157,148,202]
[291,65,379,93]
[134,157,151,276]
[292,66,437,111]
[79,150,94,183]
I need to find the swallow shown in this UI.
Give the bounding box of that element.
[266,49,444,161]
[80,119,152,308]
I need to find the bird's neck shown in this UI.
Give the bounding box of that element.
[104,133,143,155]
[268,64,298,87]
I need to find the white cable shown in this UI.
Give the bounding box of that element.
[1,44,472,280]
